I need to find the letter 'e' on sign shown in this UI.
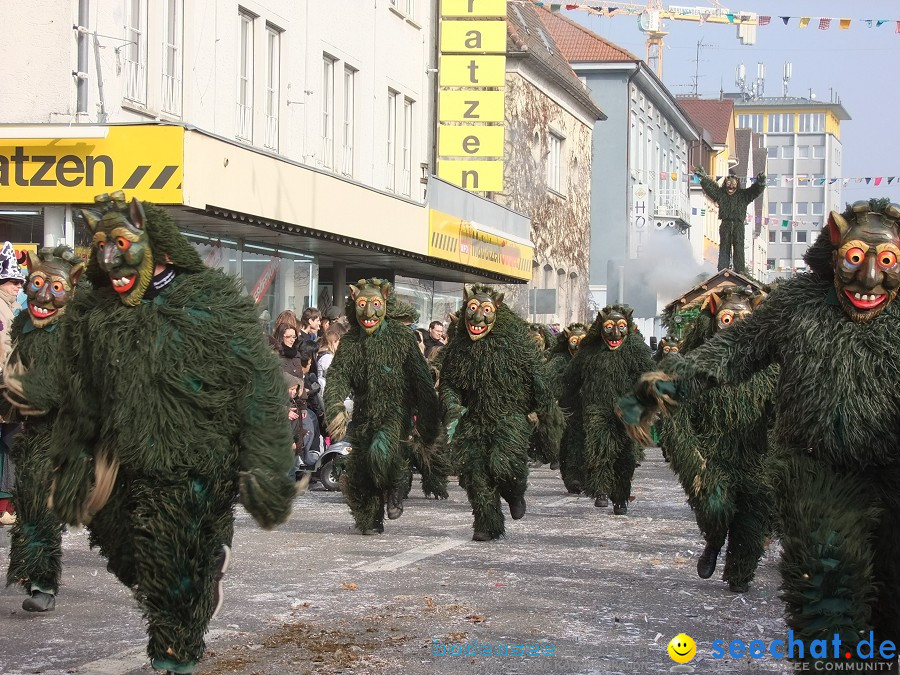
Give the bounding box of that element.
[437,159,504,192]
[439,55,506,87]
[440,20,507,54]
[441,0,506,18]
[438,90,505,122]
[438,125,504,158]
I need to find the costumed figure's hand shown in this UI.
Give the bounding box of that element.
[445,406,467,444]
[3,360,47,417]
[692,165,707,178]
[238,467,295,529]
[756,172,766,184]
[527,411,539,426]
[327,409,350,442]
[49,450,119,527]
[615,372,680,447]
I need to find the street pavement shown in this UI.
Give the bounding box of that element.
[0,449,791,674]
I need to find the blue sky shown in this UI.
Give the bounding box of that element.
[562,0,900,205]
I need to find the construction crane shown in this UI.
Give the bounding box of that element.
[565,1,759,79]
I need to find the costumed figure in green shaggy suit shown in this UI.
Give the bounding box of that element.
[619,199,900,670]
[560,305,652,515]
[324,278,441,534]
[438,285,563,541]
[694,167,766,274]
[657,287,777,593]
[7,192,295,674]
[547,323,587,492]
[4,246,84,613]
[652,336,680,362]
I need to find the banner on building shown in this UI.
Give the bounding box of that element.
[428,209,532,280]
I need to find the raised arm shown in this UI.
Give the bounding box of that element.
[740,173,766,205]
[698,174,724,202]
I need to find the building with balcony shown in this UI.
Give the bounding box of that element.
[537,9,698,330]
[733,95,850,280]
[0,0,534,327]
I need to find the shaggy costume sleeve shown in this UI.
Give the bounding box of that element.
[408,338,441,445]
[529,358,565,464]
[698,175,724,202]
[740,177,766,206]
[323,339,354,441]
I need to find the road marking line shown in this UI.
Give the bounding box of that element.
[73,645,146,674]
[354,537,470,572]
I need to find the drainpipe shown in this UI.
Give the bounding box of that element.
[75,0,90,116]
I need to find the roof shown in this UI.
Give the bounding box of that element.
[730,95,851,121]
[506,3,605,120]
[677,98,734,146]
[663,269,765,315]
[534,7,639,62]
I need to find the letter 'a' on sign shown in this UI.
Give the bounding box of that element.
[438,125,505,158]
[440,20,507,54]
[439,55,506,87]
[437,159,504,192]
[441,0,506,18]
[439,90,505,123]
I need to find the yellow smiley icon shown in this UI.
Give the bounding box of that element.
[667,633,697,663]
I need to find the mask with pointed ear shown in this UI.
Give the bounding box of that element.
[493,292,504,307]
[351,280,388,335]
[463,284,474,301]
[704,292,722,316]
[81,209,101,232]
[623,306,634,323]
[348,284,361,300]
[24,249,84,328]
[69,261,85,286]
[379,281,392,300]
[26,250,41,273]
[128,198,146,230]
[828,211,850,247]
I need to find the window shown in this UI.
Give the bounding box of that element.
[812,202,824,215]
[796,230,808,243]
[342,66,356,176]
[386,90,398,191]
[834,146,841,166]
[767,174,779,188]
[798,113,825,133]
[812,145,825,159]
[630,112,637,173]
[797,145,810,159]
[768,202,777,216]
[781,231,792,243]
[767,146,778,159]
[778,258,790,270]
[737,114,763,133]
[161,0,182,116]
[124,0,147,103]
[767,113,795,133]
[767,258,776,271]
[401,98,413,196]
[236,11,254,140]
[796,202,808,215]
[322,56,336,169]
[781,202,792,215]
[547,132,563,193]
[264,26,281,151]
[782,146,794,159]
[768,230,776,243]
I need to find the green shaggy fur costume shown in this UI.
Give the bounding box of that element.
[559,307,652,509]
[624,200,900,668]
[438,285,563,540]
[42,198,294,671]
[658,290,777,591]
[324,279,440,534]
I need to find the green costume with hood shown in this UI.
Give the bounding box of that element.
[658,287,777,592]
[12,193,295,673]
[4,247,84,612]
[323,278,440,534]
[438,285,563,541]
[559,305,652,513]
[547,323,587,490]
[621,200,900,669]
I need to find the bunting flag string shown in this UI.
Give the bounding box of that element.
[529,2,900,33]
[633,171,900,186]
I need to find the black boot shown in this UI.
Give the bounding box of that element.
[696,544,720,579]
[508,495,526,520]
[728,581,749,593]
[594,494,609,508]
[472,531,493,542]
[22,590,56,612]
[613,502,628,515]
[386,490,404,520]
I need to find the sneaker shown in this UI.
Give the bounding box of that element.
[22,590,56,612]
[594,494,609,508]
[696,544,720,579]
[210,544,231,620]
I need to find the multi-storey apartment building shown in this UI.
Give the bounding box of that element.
[733,95,850,279]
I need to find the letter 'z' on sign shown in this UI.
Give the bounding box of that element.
[0,125,184,204]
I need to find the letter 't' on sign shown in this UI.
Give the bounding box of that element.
[440,0,506,18]
[439,55,506,87]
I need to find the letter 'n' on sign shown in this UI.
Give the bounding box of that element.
[437,160,504,192]
[439,91,504,123]
[441,0,506,18]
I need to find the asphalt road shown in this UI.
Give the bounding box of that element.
[0,449,791,674]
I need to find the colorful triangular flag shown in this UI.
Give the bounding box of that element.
[780,16,790,26]
[875,177,883,186]
[839,19,851,29]
[759,15,771,26]
[818,17,832,30]
[799,17,810,28]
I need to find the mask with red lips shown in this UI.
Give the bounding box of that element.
[599,305,632,351]
[565,325,587,356]
[349,279,390,334]
[81,195,154,306]
[463,285,501,341]
[25,247,84,328]
[828,201,900,323]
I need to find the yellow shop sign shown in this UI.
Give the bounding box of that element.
[429,209,532,280]
[0,125,184,204]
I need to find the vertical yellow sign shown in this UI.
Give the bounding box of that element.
[437,160,504,192]
[441,0,506,18]
[440,20,507,54]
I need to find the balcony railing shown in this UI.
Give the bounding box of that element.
[654,188,690,222]
[235,103,252,140]
[124,58,146,104]
[264,115,278,150]
[161,73,181,116]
